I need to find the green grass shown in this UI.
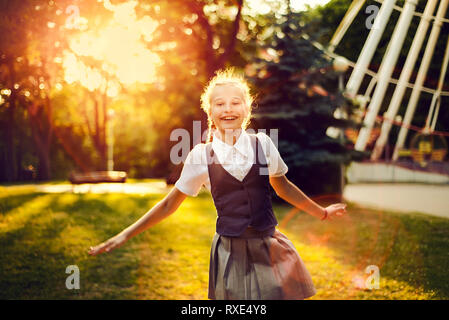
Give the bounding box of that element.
[0,182,448,299]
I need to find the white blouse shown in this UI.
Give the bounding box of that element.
[174,130,288,197]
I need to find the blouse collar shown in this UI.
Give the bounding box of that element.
[212,129,250,160]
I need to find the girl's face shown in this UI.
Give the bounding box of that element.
[209,84,249,134]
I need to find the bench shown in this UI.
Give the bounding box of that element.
[69,171,127,184]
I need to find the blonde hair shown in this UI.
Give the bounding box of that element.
[200,68,254,143]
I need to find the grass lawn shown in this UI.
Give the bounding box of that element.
[1,182,448,299]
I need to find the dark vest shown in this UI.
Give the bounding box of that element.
[206,134,278,237]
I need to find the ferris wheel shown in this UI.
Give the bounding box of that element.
[327,0,449,167]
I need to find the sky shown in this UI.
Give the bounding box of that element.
[290,0,332,11]
[246,0,332,14]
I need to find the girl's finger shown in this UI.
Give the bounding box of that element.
[89,238,121,256]
[89,245,99,252]
[91,242,109,255]
[89,246,101,255]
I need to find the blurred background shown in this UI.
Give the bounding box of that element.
[1,0,448,300]
[0,0,367,199]
[1,0,448,199]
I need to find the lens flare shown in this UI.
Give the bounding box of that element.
[62,0,161,96]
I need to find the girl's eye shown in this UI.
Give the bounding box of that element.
[214,101,240,107]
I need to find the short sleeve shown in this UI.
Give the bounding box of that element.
[174,144,209,197]
[256,132,288,177]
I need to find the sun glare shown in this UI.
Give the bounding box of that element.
[245,0,331,15]
[63,0,161,97]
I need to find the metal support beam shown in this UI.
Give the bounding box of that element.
[392,0,449,160]
[345,0,397,98]
[329,0,367,53]
[371,0,439,160]
[355,0,418,152]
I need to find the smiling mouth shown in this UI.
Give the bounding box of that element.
[220,116,238,121]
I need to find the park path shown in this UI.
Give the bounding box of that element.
[7,181,449,219]
[343,183,449,219]
[33,181,170,195]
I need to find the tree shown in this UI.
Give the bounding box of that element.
[248,8,368,202]
[0,0,66,181]
[134,0,247,181]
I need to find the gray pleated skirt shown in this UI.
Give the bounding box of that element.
[208,227,316,300]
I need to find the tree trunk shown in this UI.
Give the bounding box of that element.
[102,89,108,170]
[36,147,51,181]
[92,93,107,170]
[5,94,17,182]
[28,101,52,181]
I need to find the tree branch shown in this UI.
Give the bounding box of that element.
[216,0,243,70]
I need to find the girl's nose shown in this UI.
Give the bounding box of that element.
[224,103,232,111]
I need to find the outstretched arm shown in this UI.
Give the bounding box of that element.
[269,174,347,220]
[88,187,188,256]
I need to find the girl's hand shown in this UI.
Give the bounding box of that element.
[88,233,127,256]
[324,203,347,220]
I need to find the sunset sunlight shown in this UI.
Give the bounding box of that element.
[63,0,161,97]
[2,0,448,306]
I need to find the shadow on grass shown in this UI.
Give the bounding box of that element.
[0,193,47,216]
[275,201,449,299]
[2,187,448,299]
[0,192,168,299]
[0,193,76,299]
[0,190,218,299]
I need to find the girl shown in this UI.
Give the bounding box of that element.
[88,68,348,300]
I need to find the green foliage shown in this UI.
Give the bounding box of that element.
[0,0,76,181]
[0,0,251,182]
[6,0,446,183]
[133,0,252,180]
[248,10,368,197]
